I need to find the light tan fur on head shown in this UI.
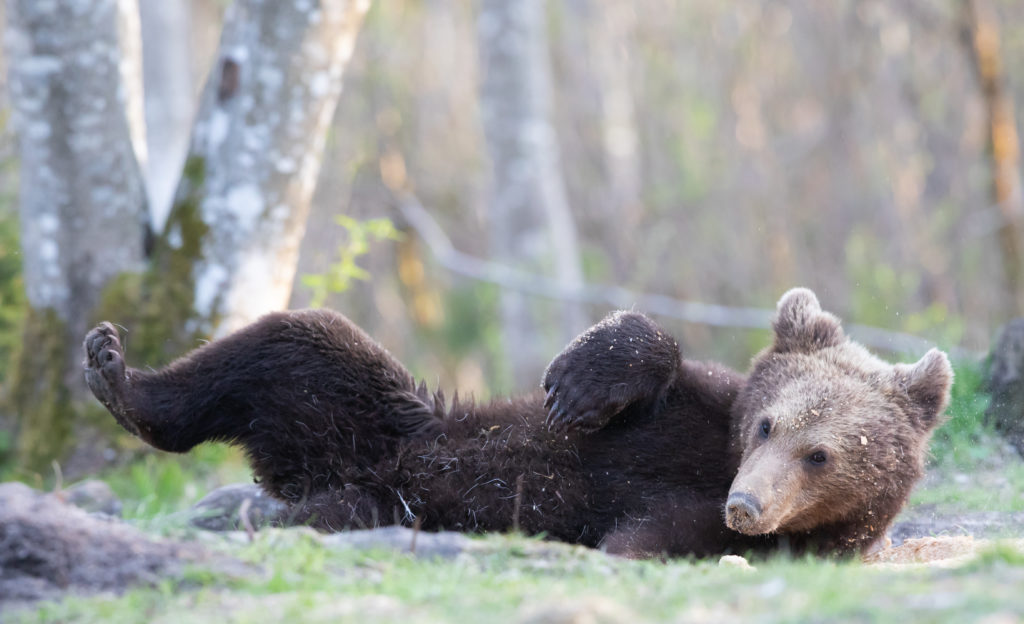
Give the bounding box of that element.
[726,288,954,554]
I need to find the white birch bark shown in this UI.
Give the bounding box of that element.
[6,0,149,337]
[138,0,195,230]
[168,0,371,336]
[6,0,149,474]
[477,0,585,390]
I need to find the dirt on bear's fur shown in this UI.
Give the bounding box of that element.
[83,288,952,558]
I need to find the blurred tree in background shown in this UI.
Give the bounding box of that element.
[2,0,370,475]
[1,0,1024,477]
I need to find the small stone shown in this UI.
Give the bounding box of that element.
[718,554,755,571]
[63,479,122,517]
[190,484,288,532]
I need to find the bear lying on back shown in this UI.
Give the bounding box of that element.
[84,288,952,557]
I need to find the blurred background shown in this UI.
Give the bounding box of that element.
[0,0,1023,478]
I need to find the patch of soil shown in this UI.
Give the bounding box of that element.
[0,482,246,607]
[866,535,1024,567]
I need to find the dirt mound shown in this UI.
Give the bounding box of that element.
[0,482,242,606]
[865,535,1024,567]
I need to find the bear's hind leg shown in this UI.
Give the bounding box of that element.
[84,310,445,503]
[84,322,161,445]
[84,323,128,421]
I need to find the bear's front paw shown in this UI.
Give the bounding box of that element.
[542,365,630,434]
[83,322,131,423]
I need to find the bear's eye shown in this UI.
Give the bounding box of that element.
[807,451,828,466]
[759,419,771,439]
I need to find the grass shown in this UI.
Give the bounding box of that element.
[99,443,252,524]
[13,531,1024,623]
[927,361,994,469]
[910,464,1024,513]
[909,360,1024,514]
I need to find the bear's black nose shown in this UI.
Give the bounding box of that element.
[726,492,762,529]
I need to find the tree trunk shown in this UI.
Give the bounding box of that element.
[5,0,149,473]
[967,0,1024,316]
[138,0,195,230]
[155,0,371,345]
[5,0,372,475]
[477,0,585,391]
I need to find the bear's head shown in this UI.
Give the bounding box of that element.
[725,288,953,553]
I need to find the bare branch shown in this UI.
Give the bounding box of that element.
[395,194,980,361]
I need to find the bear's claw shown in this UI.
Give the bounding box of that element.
[83,322,134,433]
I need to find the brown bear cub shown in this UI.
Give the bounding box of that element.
[84,288,952,558]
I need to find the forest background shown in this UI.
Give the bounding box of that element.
[4,2,1024,620]
[0,0,1022,479]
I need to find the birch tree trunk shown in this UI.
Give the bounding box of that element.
[5,0,149,473]
[559,0,640,282]
[147,0,370,353]
[592,0,641,258]
[5,0,371,475]
[138,0,195,230]
[477,0,585,391]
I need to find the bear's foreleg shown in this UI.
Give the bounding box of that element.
[542,311,682,432]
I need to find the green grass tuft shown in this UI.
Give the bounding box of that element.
[101,443,251,522]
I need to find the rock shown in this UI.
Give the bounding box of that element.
[718,554,755,571]
[62,479,122,516]
[0,482,245,607]
[987,319,1024,457]
[189,484,288,532]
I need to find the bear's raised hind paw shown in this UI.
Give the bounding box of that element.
[83,322,132,428]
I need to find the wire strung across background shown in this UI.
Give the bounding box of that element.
[394,193,984,362]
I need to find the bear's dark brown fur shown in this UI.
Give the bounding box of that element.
[83,288,952,557]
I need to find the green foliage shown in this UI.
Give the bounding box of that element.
[431,282,502,359]
[928,361,993,468]
[102,443,250,522]
[301,216,402,307]
[0,209,25,467]
[0,209,25,376]
[911,463,1024,513]
[909,360,1024,513]
[845,228,965,347]
[7,309,73,473]
[415,281,508,396]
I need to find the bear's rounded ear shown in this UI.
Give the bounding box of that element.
[893,349,954,432]
[771,288,845,353]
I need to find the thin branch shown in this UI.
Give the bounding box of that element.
[394,194,982,361]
